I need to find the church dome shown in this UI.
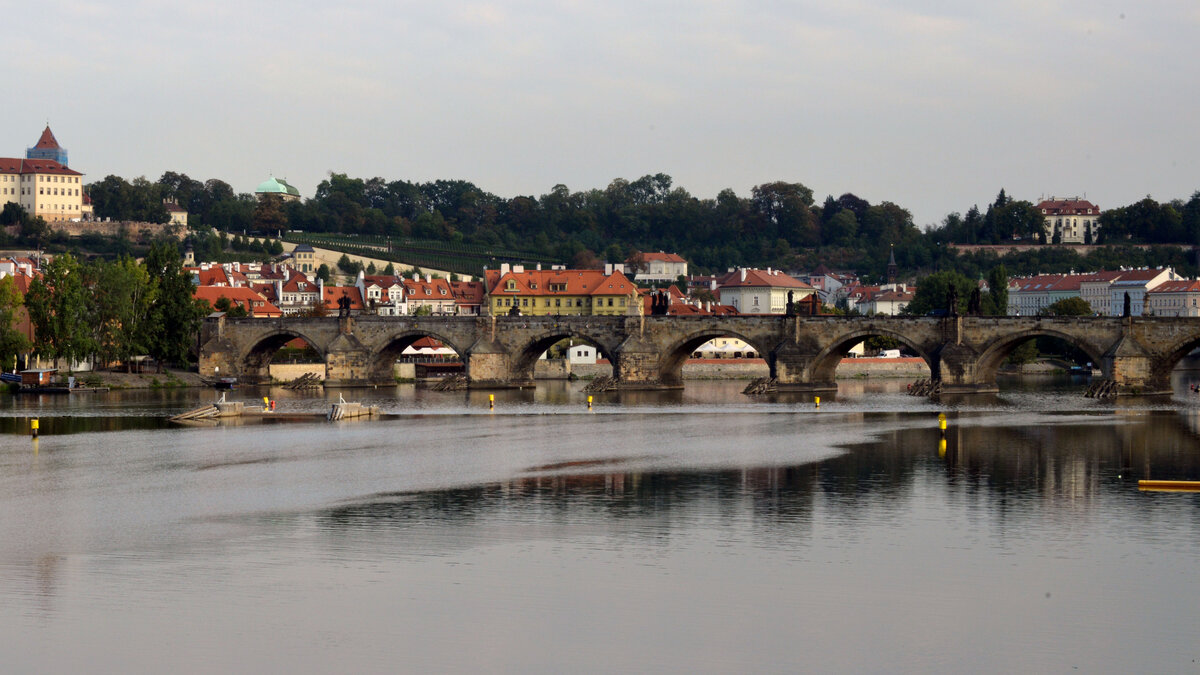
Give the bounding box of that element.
[255,176,300,197]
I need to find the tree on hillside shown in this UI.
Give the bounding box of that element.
[987,265,1009,315]
[88,257,155,370]
[903,271,977,316]
[144,242,207,370]
[25,253,92,364]
[0,276,30,369]
[316,264,331,283]
[253,194,288,234]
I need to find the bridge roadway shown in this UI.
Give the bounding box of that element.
[197,313,1200,395]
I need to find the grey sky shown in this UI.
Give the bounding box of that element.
[6,0,1198,227]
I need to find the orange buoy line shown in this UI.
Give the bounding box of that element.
[1138,480,1200,492]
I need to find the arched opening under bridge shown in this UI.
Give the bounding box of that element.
[240,331,325,385]
[510,331,616,386]
[806,329,933,393]
[369,331,464,384]
[974,330,1105,391]
[658,330,771,388]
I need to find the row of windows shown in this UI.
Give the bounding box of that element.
[495,297,626,308]
[39,187,79,196]
[0,174,80,183]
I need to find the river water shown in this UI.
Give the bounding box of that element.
[2,377,1199,673]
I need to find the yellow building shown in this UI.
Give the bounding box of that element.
[0,127,85,223]
[483,264,640,316]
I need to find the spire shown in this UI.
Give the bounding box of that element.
[34,125,61,149]
[886,244,898,285]
[27,125,68,165]
[887,244,897,267]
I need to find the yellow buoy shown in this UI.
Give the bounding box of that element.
[31,419,39,438]
[489,393,495,410]
[587,395,593,410]
[814,396,820,408]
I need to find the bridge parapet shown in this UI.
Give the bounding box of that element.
[196,314,1200,394]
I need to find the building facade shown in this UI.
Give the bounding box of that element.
[484,264,639,316]
[0,127,84,223]
[715,268,815,315]
[1038,197,1100,244]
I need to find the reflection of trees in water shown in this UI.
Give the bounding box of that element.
[320,468,820,533]
[321,412,1200,537]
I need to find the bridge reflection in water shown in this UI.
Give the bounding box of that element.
[199,314,1200,395]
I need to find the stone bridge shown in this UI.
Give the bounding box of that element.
[197,314,1200,394]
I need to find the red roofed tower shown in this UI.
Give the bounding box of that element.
[27,125,68,166]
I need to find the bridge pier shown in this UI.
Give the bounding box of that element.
[614,340,678,389]
[465,342,525,389]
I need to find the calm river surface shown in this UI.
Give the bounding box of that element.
[2,377,1200,673]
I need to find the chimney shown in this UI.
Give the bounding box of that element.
[604,263,613,275]
[536,263,541,271]
[500,263,510,276]
[513,264,524,274]
[425,273,431,283]
[740,268,747,282]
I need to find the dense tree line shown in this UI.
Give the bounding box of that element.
[23,243,207,370]
[78,171,1200,281]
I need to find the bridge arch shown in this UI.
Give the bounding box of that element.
[368,330,467,384]
[973,328,1106,386]
[1150,331,1200,388]
[509,329,617,383]
[240,329,327,384]
[807,328,936,384]
[657,329,772,387]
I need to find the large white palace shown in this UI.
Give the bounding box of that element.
[0,126,85,223]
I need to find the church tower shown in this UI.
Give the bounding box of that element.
[27,125,68,166]
[886,245,898,285]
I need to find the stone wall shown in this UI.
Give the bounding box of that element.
[52,220,182,240]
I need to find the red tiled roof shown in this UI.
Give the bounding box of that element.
[487,269,638,297]
[402,277,453,299]
[1113,268,1171,283]
[716,268,813,289]
[451,280,485,305]
[34,126,61,150]
[1147,280,1200,294]
[193,286,281,317]
[322,286,364,310]
[0,157,82,176]
[1037,198,1099,215]
[640,252,687,263]
[280,271,317,293]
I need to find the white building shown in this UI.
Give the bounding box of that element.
[568,344,598,365]
[0,127,84,223]
[631,252,688,283]
[1078,271,1124,316]
[1038,197,1100,244]
[1145,280,1200,317]
[1108,268,1182,316]
[716,268,815,314]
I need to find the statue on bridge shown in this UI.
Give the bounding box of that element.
[947,285,959,317]
[508,305,521,316]
[785,290,795,317]
[1123,292,1131,317]
[337,293,352,319]
[968,287,982,316]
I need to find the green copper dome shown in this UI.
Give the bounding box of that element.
[256,176,300,196]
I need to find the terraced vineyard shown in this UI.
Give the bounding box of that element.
[283,233,559,277]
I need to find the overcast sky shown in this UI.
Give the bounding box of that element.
[6,0,1198,227]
